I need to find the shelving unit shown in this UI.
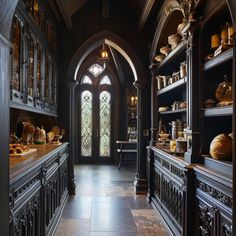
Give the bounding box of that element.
[148,1,235,235]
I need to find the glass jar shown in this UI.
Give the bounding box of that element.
[180,62,186,79]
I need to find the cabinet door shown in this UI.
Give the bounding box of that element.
[10,188,42,236]
[11,15,25,103]
[219,212,232,236]
[45,169,60,231]
[198,200,215,236]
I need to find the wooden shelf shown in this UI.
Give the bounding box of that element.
[159,108,186,115]
[10,101,58,117]
[204,48,233,71]
[201,155,232,177]
[157,40,187,72]
[157,78,187,96]
[203,106,233,117]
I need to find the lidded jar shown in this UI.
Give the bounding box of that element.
[215,75,232,103]
[180,61,186,78]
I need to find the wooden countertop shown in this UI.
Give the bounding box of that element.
[10,143,68,181]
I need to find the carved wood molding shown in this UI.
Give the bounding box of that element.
[11,192,40,233]
[150,0,182,60]
[198,181,233,208]
[199,205,214,235]
[161,172,183,225]
[150,0,199,61]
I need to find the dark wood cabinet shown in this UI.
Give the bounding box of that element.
[195,165,232,236]
[10,0,58,117]
[9,143,69,236]
[149,146,194,236]
[148,0,235,235]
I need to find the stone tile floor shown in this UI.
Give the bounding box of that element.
[55,165,169,236]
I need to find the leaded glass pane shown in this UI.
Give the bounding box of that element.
[100,75,111,85]
[88,64,104,77]
[81,75,92,84]
[81,91,92,156]
[99,91,111,157]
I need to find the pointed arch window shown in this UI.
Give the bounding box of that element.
[81,75,92,84]
[88,63,104,77]
[100,75,111,85]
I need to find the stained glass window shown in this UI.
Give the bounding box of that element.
[81,91,93,156]
[100,75,111,85]
[81,75,92,84]
[88,64,104,77]
[99,91,111,157]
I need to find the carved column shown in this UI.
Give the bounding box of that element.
[232,32,236,236]
[149,62,158,145]
[184,24,201,163]
[146,62,157,201]
[64,81,78,195]
[133,80,149,193]
[0,32,10,236]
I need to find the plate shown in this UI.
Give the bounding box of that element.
[10,148,37,158]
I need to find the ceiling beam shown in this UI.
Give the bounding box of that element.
[68,0,88,16]
[139,0,156,29]
[55,0,72,29]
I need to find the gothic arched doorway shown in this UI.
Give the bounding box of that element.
[78,63,115,164]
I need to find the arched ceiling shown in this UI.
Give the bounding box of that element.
[54,0,157,29]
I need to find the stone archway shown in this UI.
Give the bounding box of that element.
[67,30,144,83]
[63,31,149,193]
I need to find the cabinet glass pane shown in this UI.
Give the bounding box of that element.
[45,54,50,102]
[99,91,111,157]
[28,34,34,96]
[51,63,57,104]
[37,44,42,99]
[81,91,93,157]
[12,16,23,92]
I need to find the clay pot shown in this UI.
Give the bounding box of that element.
[168,34,182,49]
[154,54,165,62]
[160,45,171,56]
[210,134,232,160]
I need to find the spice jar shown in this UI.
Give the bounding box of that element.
[157,76,163,90]
[180,62,186,79]
[228,24,234,45]
[169,119,183,140]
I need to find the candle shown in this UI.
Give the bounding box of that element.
[211,34,220,49]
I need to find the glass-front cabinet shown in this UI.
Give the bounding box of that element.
[11,15,25,100]
[10,0,58,116]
